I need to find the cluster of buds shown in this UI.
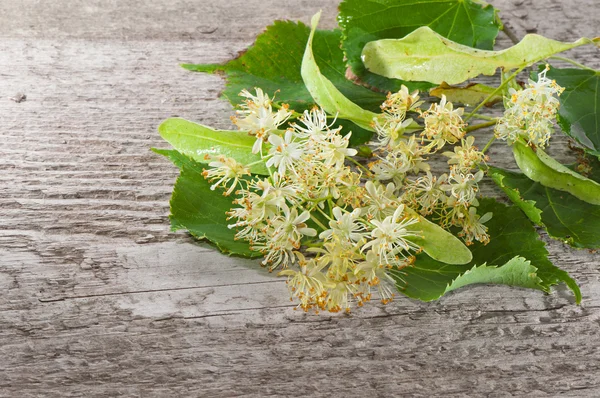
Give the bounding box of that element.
[202,87,491,312]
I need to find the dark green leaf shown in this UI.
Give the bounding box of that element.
[182,20,386,146]
[490,165,600,250]
[389,198,581,303]
[154,148,260,257]
[338,0,501,91]
[546,67,600,158]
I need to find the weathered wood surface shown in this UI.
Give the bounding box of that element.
[0,0,599,396]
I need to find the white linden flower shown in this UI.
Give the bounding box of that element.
[202,155,250,196]
[421,94,466,147]
[355,250,397,304]
[404,171,448,215]
[278,252,329,312]
[445,169,484,207]
[442,136,487,173]
[381,85,423,121]
[319,207,367,244]
[460,207,493,245]
[369,151,409,187]
[259,206,317,268]
[362,181,400,220]
[362,205,421,264]
[374,116,419,149]
[292,106,332,140]
[318,131,357,168]
[232,88,292,154]
[266,130,304,175]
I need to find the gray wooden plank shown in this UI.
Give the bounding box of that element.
[0,0,599,396]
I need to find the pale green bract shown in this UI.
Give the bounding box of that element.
[302,11,378,131]
[512,139,600,206]
[362,26,596,85]
[429,83,503,107]
[158,118,269,175]
[406,212,473,265]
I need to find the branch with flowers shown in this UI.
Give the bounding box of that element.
[154,0,600,313]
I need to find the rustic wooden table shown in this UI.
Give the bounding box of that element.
[1,0,599,396]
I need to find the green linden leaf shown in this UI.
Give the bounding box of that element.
[362,27,595,85]
[153,148,260,258]
[158,118,268,175]
[490,165,600,250]
[389,198,581,303]
[182,20,385,146]
[445,256,543,294]
[546,67,600,158]
[338,0,501,91]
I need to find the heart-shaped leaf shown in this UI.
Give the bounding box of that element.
[154,149,260,257]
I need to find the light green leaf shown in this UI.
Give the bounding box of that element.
[430,82,503,106]
[158,118,268,175]
[512,139,600,205]
[182,20,385,146]
[302,12,378,132]
[406,212,472,265]
[338,0,501,92]
[490,165,600,250]
[363,27,594,85]
[445,257,543,294]
[545,67,600,158]
[155,149,260,257]
[390,198,581,303]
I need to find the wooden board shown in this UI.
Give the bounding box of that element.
[1,0,599,396]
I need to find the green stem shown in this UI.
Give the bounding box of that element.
[327,198,335,218]
[549,55,596,71]
[346,156,371,175]
[245,158,267,168]
[481,135,497,154]
[464,66,526,122]
[303,241,324,248]
[298,202,328,230]
[501,24,520,45]
[465,120,498,133]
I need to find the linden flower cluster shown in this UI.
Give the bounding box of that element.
[202,88,490,313]
[495,67,564,148]
[372,89,491,245]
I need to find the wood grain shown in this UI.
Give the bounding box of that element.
[0,0,599,396]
